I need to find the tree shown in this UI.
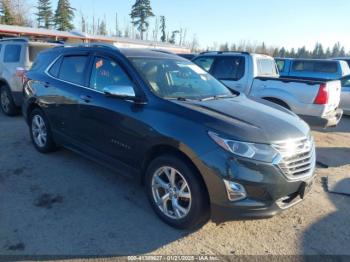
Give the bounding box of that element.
[54,0,75,31]
[36,0,53,28]
[0,0,15,25]
[159,15,166,42]
[219,42,229,51]
[130,0,155,40]
[169,30,179,44]
[98,19,107,35]
[332,42,341,57]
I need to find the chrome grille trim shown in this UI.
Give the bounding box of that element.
[272,136,316,180]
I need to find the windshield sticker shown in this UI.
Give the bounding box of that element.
[96,59,103,69]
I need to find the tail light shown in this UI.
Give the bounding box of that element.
[314,83,329,105]
[16,67,27,85]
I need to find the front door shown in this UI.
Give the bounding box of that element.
[77,54,149,167]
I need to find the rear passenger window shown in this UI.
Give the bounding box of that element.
[193,57,214,72]
[89,57,133,92]
[4,44,21,62]
[314,62,337,73]
[211,56,245,80]
[58,56,88,86]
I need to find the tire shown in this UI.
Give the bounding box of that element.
[145,154,209,229]
[29,108,57,153]
[0,86,19,116]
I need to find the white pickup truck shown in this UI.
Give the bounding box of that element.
[193,51,343,128]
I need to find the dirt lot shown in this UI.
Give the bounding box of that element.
[0,113,349,258]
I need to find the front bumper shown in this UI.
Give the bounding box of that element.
[300,108,343,128]
[193,149,315,223]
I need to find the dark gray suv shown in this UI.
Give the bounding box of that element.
[22,44,316,229]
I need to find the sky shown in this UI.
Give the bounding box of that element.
[27,0,350,51]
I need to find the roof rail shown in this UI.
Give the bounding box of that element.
[71,42,120,51]
[199,50,250,55]
[150,49,175,55]
[0,37,29,42]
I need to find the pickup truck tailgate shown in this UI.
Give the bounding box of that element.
[324,80,341,114]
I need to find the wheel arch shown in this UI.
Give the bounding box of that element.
[262,97,291,110]
[141,144,211,203]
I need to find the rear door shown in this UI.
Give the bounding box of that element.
[45,53,91,141]
[209,55,246,92]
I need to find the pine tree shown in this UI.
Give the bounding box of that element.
[169,30,179,44]
[0,0,15,25]
[98,19,107,35]
[54,0,75,31]
[36,0,53,28]
[159,15,166,42]
[130,0,154,40]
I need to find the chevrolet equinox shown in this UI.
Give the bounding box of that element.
[23,44,316,229]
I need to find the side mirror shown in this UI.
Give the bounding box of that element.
[103,85,136,99]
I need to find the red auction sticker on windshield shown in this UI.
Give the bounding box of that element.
[96,59,103,69]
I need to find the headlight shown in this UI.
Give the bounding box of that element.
[208,131,278,162]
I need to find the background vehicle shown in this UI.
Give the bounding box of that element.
[0,38,60,116]
[275,58,350,80]
[340,75,350,115]
[193,51,343,128]
[333,57,350,68]
[23,44,315,229]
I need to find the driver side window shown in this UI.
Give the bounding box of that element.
[89,57,133,92]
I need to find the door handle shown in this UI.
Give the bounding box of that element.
[44,82,50,88]
[80,95,93,103]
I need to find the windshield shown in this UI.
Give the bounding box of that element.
[130,57,234,100]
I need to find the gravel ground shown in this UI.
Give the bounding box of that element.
[0,113,349,258]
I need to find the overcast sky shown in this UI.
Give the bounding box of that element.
[27,0,350,51]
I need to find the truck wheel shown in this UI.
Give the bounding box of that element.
[0,86,19,116]
[29,108,57,153]
[145,155,210,229]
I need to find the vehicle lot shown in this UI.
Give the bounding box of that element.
[0,113,349,257]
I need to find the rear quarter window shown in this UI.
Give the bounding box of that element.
[4,44,22,63]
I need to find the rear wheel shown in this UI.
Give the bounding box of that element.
[145,155,209,229]
[29,108,57,153]
[0,86,19,116]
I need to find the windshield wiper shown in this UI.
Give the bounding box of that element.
[199,94,236,102]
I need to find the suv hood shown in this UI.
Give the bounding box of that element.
[173,95,310,143]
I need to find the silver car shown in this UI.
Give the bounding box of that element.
[0,38,60,116]
[340,75,350,115]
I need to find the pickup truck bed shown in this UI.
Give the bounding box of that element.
[252,77,342,127]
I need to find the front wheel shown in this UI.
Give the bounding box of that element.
[145,155,209,229]
[29,108,57,153]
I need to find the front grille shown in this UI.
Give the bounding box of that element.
[272,136,315,180]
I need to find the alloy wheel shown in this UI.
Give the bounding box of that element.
[151,166,192,219]
[31,115,47,148]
